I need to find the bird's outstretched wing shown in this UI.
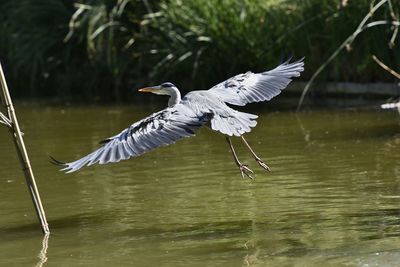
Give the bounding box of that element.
[55,103,207,173]
[208,58,304,106]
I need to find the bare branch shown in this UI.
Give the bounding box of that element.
[0,111,11,128]
[372,55,400,80]
[389,25,399,48]
[387,0,399,48]
[297,20,399,111]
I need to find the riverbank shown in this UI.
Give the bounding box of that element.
[8,83,399,111]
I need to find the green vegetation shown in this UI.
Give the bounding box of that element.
[0,0,398,102]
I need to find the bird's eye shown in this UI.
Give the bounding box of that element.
[162,82,174,88]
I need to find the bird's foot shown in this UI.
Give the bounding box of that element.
[239,164,254,180]
[255,157,271,172]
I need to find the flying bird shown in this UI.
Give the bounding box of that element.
[52,59,304,178]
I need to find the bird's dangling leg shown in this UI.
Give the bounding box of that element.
[226,137,254,179]
[241,136,271,171]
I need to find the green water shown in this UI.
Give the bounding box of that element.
[0,104,399,267]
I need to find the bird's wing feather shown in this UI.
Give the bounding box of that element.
[208,58,304,106]
[59,103,207,173]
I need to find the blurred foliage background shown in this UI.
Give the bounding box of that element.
[0,0,399,103]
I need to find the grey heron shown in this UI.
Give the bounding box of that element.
[52,59,304,178]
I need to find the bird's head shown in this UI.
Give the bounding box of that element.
[138,82,177,96]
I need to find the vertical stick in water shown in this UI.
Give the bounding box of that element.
[0,62,50,234]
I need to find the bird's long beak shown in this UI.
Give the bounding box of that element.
[138,85,161,93]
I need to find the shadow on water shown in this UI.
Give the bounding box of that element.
[0,211,112,239]
[117,219,254,241]
[1,214,255,266]
[0,212,254,241]
[1,210,256,244]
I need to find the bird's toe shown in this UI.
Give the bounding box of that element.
[239,164,254,180]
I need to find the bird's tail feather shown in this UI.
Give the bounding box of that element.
[211,111,258,137]
[49,155,67,166]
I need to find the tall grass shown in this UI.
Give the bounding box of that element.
[0,0,399,102]
[142,0,399,88]
[0,0,71,98]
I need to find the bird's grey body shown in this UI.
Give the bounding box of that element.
[184,90,258,136]
[55,59,304,174]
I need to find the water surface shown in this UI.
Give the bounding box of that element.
[0,104,399,266]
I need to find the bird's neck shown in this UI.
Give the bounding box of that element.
[168,87,181,107]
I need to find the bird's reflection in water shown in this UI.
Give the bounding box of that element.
[243,239,261,266]
[35,234,49,267]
